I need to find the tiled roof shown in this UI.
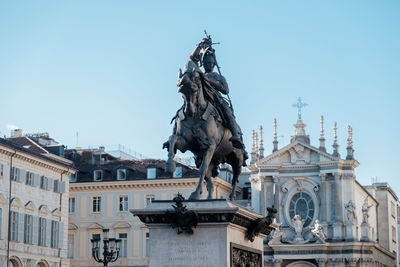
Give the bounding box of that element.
[70,157,199,183]
[0,138,74,168]
[7,136,49,154]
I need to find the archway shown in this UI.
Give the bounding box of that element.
[9,256,23,267]
[36,260,49,267]
[286,261,317,267]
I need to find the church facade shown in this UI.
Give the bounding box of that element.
[249,116,398,267]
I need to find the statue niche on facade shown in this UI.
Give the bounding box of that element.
[163,32,248,200]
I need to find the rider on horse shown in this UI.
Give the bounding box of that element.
[187,37,245,150]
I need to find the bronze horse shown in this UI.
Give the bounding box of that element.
[163,60,246,200]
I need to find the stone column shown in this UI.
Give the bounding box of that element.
[250,174,262,214]
[331,173,343,240]
[319,173,328,224]
[263,176,274,216]
[335,173,343,222]
[273,175,280,221]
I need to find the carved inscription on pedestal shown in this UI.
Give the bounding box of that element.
[230,243,262,267]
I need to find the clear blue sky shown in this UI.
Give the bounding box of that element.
[1,1,399,192]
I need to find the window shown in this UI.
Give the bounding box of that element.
[24,214,33,244]
[67,234,74,258]
[0,163,3,177]
[40,176,48,190]
[91,234,100,250]
[147,168,156,179]
[11,167,20,182]
[69,198,76,213]
[92,196,101,213]
[53,180,60,193]
[38,217,46,246]
[119,196,128,212]
[146,195,155,206]
[243,187,252,200]
[51,220,59,248]
[391,202,396,219]
[25,171,34,186]
[10,211,18,241]
[173,167,182,178]
[94,170,103,181]
[119,233,127,257]
[117,169,126,180]
[289,191,315,227]
[392,226,397,243]
[145,233,150,257]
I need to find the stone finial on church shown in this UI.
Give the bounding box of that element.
[346,125,354,160]
[319,115,326,152]
[259,125,264,159]
[255,132,259,158]
[250,130,257,164]
[273,118,278,152]
[332,122,340,158]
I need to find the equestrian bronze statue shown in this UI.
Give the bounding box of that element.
[163,33,248,200]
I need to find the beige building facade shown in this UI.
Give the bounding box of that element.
[0,137,75,267]
[67,149,234,267]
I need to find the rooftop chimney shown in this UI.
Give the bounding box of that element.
[11,129,23,138]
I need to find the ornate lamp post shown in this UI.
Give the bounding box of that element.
[91,228,121,266]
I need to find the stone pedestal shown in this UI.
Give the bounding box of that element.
[360,221,370,241]
[331,222,343,241]
[132,199,270,267]
[345,221,357,241]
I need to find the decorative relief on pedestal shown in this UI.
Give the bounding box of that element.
[231,244,262,267]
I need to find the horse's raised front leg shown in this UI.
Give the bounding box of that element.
[164,134,187,175]
[189,141,216,200]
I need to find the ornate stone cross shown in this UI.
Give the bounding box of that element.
[292,97,308,119]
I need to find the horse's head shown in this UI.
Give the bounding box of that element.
[177,61,204,117]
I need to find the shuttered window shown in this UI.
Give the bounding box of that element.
[51,220,59,248]
[38,217,46,246]
[53,180,60,193]
[40,176,49,190]
[11,167,20,182]
[10,211,18,241]
[24,214,33,244]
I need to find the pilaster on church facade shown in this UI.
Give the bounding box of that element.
[250,116,398,267]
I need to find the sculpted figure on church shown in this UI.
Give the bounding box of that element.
[311,220,327,241]
[345,200,357,222]
[362,198,373,223]
[292,214,305,242]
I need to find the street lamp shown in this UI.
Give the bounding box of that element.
[91,228,121,266]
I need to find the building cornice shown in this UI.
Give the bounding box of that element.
[70,177,233,193]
